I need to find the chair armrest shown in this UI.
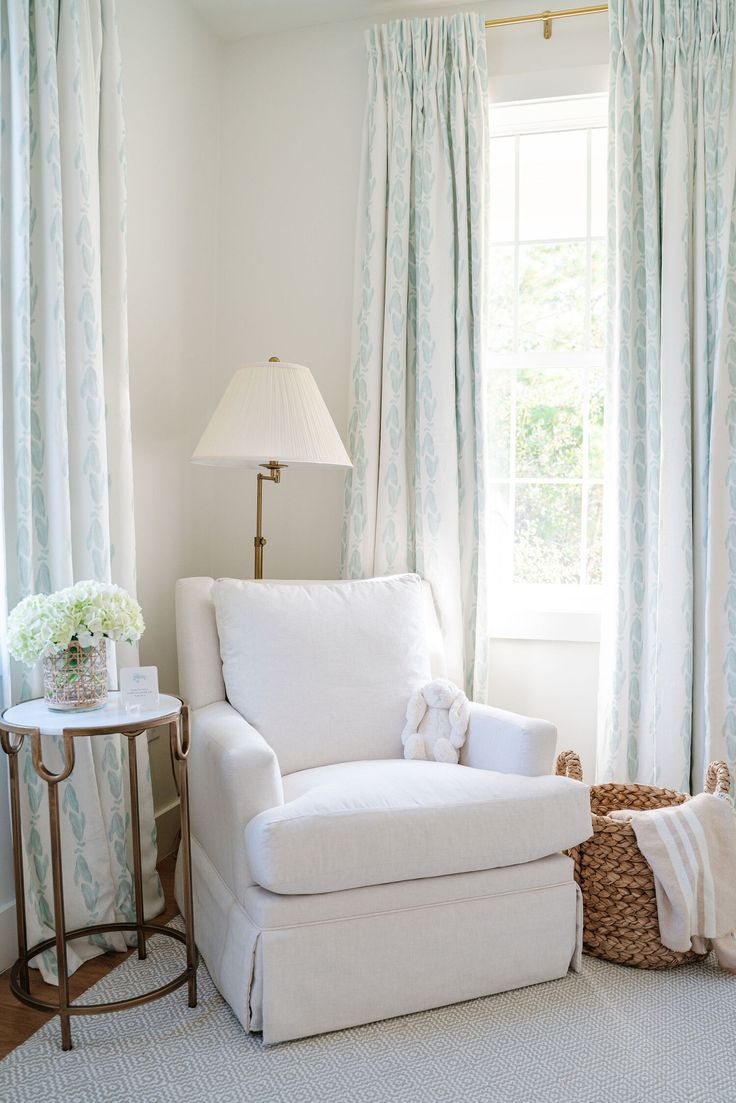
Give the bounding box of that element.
[461,702,557,777]
[188,700,283,903]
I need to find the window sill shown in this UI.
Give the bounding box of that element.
[488,608,601,643]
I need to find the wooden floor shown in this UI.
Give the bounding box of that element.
[0,853,179,1060]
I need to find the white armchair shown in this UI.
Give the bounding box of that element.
[175,574,591,1044]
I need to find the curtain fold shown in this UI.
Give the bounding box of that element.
[341,13,489,700]
[598,0,736,791]
[0,0,162,983]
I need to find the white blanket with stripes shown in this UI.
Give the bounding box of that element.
[611,793,736,972]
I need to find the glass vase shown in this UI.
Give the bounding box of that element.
[42,639,109,711]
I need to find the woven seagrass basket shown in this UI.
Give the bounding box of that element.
[555,750,732,969]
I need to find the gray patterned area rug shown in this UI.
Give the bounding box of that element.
[1,917,735,1103]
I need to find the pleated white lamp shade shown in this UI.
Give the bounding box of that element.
[192,361,352,469]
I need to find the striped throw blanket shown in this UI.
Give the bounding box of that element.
[611,794,736,972]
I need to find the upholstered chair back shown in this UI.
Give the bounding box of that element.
[176,574,446,775]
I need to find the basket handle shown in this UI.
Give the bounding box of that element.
[705,761,731,799]
[555,750,583,782]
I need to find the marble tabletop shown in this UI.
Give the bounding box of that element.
[2,691,182,736]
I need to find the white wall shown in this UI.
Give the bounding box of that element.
[119,0,222,850]
[120,1,608,817]
[0,2,608,974]
[190,17,367,587]
[196,0,608,583]
[208,4,607,780]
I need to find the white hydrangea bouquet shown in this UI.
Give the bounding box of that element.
[8,581,145,711]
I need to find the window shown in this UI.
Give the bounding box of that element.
[486,94,607,641]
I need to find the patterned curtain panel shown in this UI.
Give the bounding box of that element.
[0,0,163,982]
[598,0,736,791]
[341,14,489,700]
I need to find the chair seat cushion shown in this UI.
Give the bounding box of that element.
[244,759,592,895]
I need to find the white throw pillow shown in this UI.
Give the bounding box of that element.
[213,574,433,774]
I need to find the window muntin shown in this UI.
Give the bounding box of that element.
[487,94,607,630]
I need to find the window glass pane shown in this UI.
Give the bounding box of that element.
[489,245,515,353]
[591,128,607,237]
[514,483,582,585]
[516,368,584,478]
[586,484,603,585]
[519,130,587,240]
[588,364,605,478]
[518,243,586,352]
[487,370,512,477]
[486,95,608,601]
[489,137,516,242]
[590,240,606,350]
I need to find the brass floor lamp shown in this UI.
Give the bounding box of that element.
[192,358,352,579]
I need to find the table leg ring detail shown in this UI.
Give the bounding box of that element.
[9,921,198,1018]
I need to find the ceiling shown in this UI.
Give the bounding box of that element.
[188,0,464,39]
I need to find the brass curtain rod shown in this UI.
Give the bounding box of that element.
[485,5,608,39]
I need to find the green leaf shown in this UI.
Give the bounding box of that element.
[27,826,42,855]
[69,809,86,843]
[62,784,80,815]
[33,853,49,883]
[102,740,118,771]
[37,894,54,928]
[80,880,99,913]
[115,880,134,921]
[28,783,43,815]
[75,853,93,884]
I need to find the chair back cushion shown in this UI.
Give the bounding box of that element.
[176,577,227,711]
[213,573,433,774]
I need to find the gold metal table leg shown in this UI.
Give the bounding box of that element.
[48,781,72,1050]
[1,701,198,1052]
[171,708,197,1007]
[127,733,147,960]
[0,731,29,994]
[30,729,76,1051]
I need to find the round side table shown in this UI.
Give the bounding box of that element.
[0,692,198,1051]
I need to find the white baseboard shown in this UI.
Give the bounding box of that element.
[0,898,17,973]
[155,798,181,859]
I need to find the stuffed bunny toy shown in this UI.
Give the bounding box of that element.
[401,678,471,764]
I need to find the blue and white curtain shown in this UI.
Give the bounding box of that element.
[0,0,162,981]
[598,0,736,791]
[341,14,489,700]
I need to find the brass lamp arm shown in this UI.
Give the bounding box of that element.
[254,461,286,579]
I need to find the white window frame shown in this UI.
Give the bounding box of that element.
[486,90,608,644]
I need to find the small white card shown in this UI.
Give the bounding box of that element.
[120,666,160,712]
